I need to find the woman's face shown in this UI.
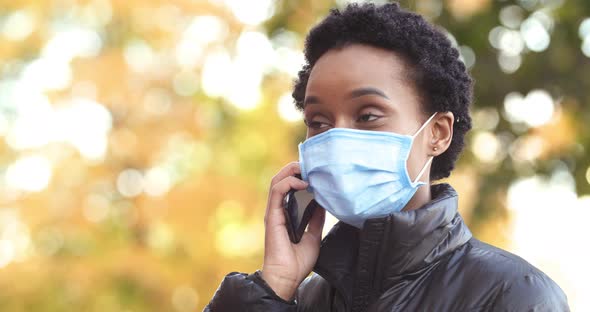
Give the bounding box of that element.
[303,44,440,183]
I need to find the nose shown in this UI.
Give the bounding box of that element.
[332,117,356,130]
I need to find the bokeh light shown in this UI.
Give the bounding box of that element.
[171,285,199,312]
[503,90,555,128]
[520,15,551,52]
[43,27,103,61]
[5,155,53,192]
[172,70,200,97]
[116,169,144,198]
[579,17,590,39]
[0,209,32,267]
[509,134,545,164]
[471,131,504,164]
[83,193,111,223]
[582,36,590,58]
[499,29,525,56]
[143,167,172,197]
[499,5,524,29]
[124,39,156,74]
[459,45,476,69]
[498,52,523,74]
[277,93,303,122]
[1,10,36,41]
[223,0,275,25]
[472,107,500,131]
[508,168,590,311]
[175,15,228,69]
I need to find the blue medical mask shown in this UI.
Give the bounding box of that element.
[298,113,437,228]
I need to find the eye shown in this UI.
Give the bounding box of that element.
[304,119,331,130]
[357,113,381,123]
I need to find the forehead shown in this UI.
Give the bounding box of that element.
[306,44,411,93]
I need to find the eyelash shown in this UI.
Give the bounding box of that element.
[357,113,381,123]
[304,113,382,130]
[304,119,330,129]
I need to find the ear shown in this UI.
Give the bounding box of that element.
[429,112,454,156]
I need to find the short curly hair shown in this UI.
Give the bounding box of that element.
[292,2,473,180]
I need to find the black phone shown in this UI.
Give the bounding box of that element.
[282,175,320,244]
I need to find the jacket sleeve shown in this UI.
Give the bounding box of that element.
[296,273,338,311]
[493,272,570,312]
[204,271,297,312]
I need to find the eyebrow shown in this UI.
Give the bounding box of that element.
[303,95,321,106]
[349,87,390,100]
[303,87,390,106]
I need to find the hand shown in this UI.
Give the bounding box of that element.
[260,162,326,301]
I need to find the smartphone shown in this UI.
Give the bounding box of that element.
[282,175,320,244]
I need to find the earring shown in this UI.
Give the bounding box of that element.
[433,147,438,151]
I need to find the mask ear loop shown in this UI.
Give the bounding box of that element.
[411,113,438,139]
[412,156,433,185]
[410,112,437,185]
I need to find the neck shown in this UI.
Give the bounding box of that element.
[403,183,431,211]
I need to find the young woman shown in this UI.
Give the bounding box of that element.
[205,3,569,311]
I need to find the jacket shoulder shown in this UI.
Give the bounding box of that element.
[462,238,569,311]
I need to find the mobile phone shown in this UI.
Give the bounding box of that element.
[282,175,319,244]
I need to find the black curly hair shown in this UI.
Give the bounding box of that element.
[292,2,473,180]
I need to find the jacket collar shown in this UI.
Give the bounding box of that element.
[313,183,472,301]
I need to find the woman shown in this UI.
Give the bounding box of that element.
[205,3,569,311]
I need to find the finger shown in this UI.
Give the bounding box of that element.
[265,176,309,228]
[304,205,325,242]
[264,176,309,251]
[265,164,303,225]
[270,162,301,187]
[266,162,303,218]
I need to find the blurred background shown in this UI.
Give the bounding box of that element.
[0,0,589,311]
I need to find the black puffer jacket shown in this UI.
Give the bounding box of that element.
[205,184,569,311]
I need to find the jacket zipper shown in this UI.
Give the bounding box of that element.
[351,220,389,312]
[372,215,392,297]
